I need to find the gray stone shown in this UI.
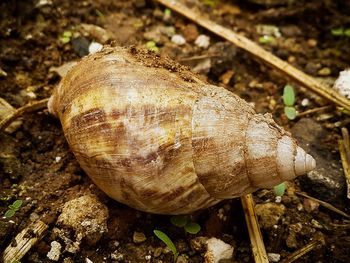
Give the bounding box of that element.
[291,118,346,204]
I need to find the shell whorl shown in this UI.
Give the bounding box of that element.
[49,46,315,214]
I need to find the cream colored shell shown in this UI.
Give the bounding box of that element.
[49,46,315,214]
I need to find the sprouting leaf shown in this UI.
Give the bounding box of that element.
[153,230,178,261]
[284,106,297,120]
[63,31,72,38]
[283,85,295,106]
[273,182,286,196]
[171,215,188,228]
[12,200,23,209]
[184,222,201,234]
[95,9,104,18]
[4,209,15,218]
[258,35,275,44]
[331,28,344,36]
[344,28,350,37]
[164,8,171,16]
[145,41,159,52]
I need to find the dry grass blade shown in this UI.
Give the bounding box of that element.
[3,220,48,263]
[280,237,324,263]
[339,128,350,199]
[241,194,269,263]
[0,98,49,132]
[156,0,350,111]
[297,105,333,118]
[295,191,350,219]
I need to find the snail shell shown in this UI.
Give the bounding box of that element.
[48,46,315,214]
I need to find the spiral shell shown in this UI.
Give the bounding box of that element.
[48,46,315,214]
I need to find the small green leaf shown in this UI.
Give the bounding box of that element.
[258,35,275,44]
[4,209,15,218]
[283,85,295,106]
[284,106,297,120]
[331,28,344,36]
[164,8,171,16]
[63,31,72,38]
[60,37,71,44]
[12,200,23,209]
[344,28,350,37]
[95,9,104,18]
[153,230,178,261]
[145,41,159,52]
[171,215,188,227]
[274,182,286,196]
[184,222,201,234]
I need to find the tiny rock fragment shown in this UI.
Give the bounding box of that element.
[133,231,146,244]
[318,67,331,76]
[78,23,112,43]
[219,70,234,85]
[195,35,210,49]
[57,194,108,245]
[47,241,62,261]
[171,34,186,46]
[0,67,7,77]
[267,253,281,262]
[176,255,188,263]
[333,69,350,99]
[193,58,211,74]
[182,24,199,43]
[204,237,234,263]
[190,236,208,252]
[111,250,124,261]
[303,198,319,213]
[255,203,285,229]
[88,42,103,54]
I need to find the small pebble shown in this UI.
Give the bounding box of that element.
[267,253,281,262]
[307,39,317,47]
[318,67,331,76]
[145,255,151,260]
[171,34,186,46]
[85,258,93,263]
[47,241,62,261]
[303,198,319,213]
[88,42,103,54]
[275,196,282,203]
[55,156,61,163]
[333,69,350,99]
[195,35,210,49]
[133,231,147,244]
[301,98,309,107]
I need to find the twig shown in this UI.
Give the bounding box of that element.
[241,194,269,263]
[280,237,324,263]
[339,128,350,199]
[0,98,49,133]
[3,220,48,263]
[297,105,333,118]
[156,0,350,111]
[295,191,350,219]
[179,53,220,61]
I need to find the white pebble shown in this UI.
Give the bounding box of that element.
[205,237,234,263]
[195,34,210,49]
[301,98,309,107]
[55,156,62,163]
[333,69,350,99]
[275,196,282,203]
[171,34,186,45]
[267,253,281,262]
[47,241,62,261]
[145,255,151,260]
[85,258,93,263]
[88,42,103,54]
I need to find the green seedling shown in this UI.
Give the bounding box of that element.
[283,84,297,120]
[258,35,275,44]
[273,182,286,196]
[170,215,201,234]
[202,0,218,7]
[331,28,350,37]
[164,8,171,16]
[95,9,104,18]
[145,41,159,52]
[60,31,72,44]
[154,230,178,262]
[4,199,22,218]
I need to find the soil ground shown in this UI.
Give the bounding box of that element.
[1,0,350,262]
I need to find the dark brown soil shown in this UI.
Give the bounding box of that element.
[1,0,350,262]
